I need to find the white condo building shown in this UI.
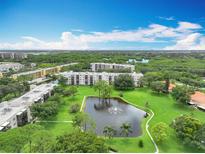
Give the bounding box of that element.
[0,62,24,72]
[60,71,143,86]
[90,63,135,72]
[0,83,56,131]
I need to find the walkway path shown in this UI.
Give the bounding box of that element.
[36,120,73,123]
[118,98,159,153]
[146,109,159,153]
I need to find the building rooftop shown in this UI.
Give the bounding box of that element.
[0,62,24,72]
[91,62,134,67]
[60,71,143,77]
[13,63,78,76]
[0,83,56,125]
[191,91,205,109]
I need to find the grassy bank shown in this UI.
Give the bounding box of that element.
[39,86,205,152]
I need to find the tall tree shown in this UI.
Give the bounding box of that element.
[143,72,163,87]
[172,115,202,146]
[163,72,170,93]
[194,124,205,150]
[69,86,78,98]
[94,80,107,99]
[171,86,194,104]
[54,131,108,153]
[94,80,112,102]
[150,81,165,93]
[151,122,169,143]
[72,112,95,131]
[114,74,135,90]
[58,75,67,86]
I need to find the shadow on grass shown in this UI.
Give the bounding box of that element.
[172,103,194,112]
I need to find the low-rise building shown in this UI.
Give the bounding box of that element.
[0,83,56,131]
[189,91,205,110]
[127,58,149,64]
[0,62,24,72]
[60,71,143,86]
[11,63,78,80]
[91,63,135,72]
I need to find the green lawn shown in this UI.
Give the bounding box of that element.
[39,86,205,153]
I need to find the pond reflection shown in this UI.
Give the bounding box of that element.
[84,97,146,137]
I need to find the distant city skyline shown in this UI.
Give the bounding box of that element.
[0,0,205,50]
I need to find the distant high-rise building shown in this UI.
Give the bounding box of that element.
[0,52,27,59]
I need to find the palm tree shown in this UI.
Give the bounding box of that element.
[94,80,105,103]
[72,113,95,131]
[120,123,132,137]
[94,80,112,101]
[103,126,117,139]
[101,84,112,103]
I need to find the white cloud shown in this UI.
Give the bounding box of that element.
[0,21,204,50]
[164,33,205,50]
[0,32,88,50]
[71,29,84,32]
[177,21,202,32]
[158,16,175,21]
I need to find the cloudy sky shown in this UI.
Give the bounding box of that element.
[0,0,205,50]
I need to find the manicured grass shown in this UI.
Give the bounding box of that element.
[39,86,205,152]
[122,88,205,153]
[39,122,74,137]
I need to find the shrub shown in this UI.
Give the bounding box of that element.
[119,91,123,97]
[138,140,144,148]
[69,103,80,113]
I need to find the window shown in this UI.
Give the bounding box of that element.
[76,75,79,85]
[99,75,102,80]
[90,75,93,85]
[85,75,88,85]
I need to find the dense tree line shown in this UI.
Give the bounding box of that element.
[0,77,30,102]
[18,51,205,77]
[30,100,59,120]
[171,115,205,151]
[0,124,108,153]
[171,86,194,104]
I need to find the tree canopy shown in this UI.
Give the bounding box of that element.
[171,115,204,149]
[54,131,108,153]
[151,122,169,143]
[171,86,194,104]
[114,74,135,90]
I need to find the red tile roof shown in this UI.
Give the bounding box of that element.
[191,91,205,108]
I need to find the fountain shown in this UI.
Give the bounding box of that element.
[84,97,146,137]
[108,106,123,114]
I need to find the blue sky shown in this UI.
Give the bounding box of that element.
[0,0,205,50]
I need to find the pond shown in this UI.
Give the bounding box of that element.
[84,97,147,137]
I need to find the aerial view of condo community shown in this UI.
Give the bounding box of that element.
[1,0,205,153]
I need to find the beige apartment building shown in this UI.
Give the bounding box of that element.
[11,63,77,80]
[90,63,135,72]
